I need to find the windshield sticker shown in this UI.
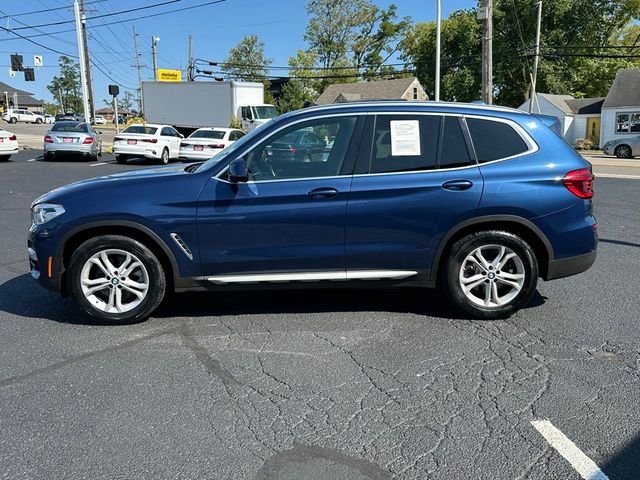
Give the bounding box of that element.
[390,120,421,156]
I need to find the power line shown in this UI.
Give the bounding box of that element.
[8,0,181,30]
[0,24,76,57]
[0,0,228,41]
[0,0,105,18]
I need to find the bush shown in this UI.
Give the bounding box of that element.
[229,116,242,129]
[574,138,593,150]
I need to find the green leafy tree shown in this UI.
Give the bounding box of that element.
[401,1,640,106]
[276,80,315,113]
[224,35,274,103]
[47,56,82,113]
[42,102,58,115]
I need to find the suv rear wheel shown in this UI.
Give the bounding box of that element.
[67,235,166,323]
[443,231,538,319]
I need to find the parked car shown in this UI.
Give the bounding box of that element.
[602,135,640,158]
[0,128,18,160]
[55,113,83,122]
[28,101,597,323]
[2,109,44,124]
[93,115,107,125]
[44,114,55,124]
[266,129,326,166]
[112,124,182,165]
[43,122,102,161]
[179,127,245,161]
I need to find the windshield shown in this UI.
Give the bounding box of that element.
[123,125,157,135]
[196,118,276,172]
[190,130,225,139]
[253,106,278,120]
[52,122,88,132]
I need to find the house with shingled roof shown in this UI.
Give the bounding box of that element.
[518,68,640,148]
[0,81,44,112]
[315,77,428,105]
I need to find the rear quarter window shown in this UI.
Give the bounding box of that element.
[466,117,530,162]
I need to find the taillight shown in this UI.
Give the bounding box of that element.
[208,144,225,149]
[8,135,16,141]
[141,138,158,143]
[562,168,594,199]
[113,136,122,142]
[180,142,189,147]
[44,135,53,143]
[83,137,94,144]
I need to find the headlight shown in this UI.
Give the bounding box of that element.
[32,203,65,226]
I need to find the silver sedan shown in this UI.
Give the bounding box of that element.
[602,135,640,158]
[43,122,103,161]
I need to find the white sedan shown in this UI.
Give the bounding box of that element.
[112,124,183,165]
[179,128,245,161]
[0,128,19,160]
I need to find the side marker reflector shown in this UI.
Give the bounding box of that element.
[47,256,53,278]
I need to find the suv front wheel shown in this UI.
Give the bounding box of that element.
[443,231,538,319]
[67,235,166,323]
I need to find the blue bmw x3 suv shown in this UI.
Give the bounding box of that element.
[28,102,597,323]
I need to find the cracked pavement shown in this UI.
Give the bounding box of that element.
[0,150,639,479]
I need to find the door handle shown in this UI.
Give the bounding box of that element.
[308,187,339,199]
[442,180,473,191]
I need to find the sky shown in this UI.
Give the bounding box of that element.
[0,0,476,106]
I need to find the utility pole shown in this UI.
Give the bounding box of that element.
[529,1,543,114]
[187,34,193,81]
[80,0,95,121]
[151,36,160,81]
[132,26,143,113]
[480,0,493,104]
[435,0,441,101]
[73,0,90,122]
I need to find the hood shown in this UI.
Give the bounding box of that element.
[32,163,193,206]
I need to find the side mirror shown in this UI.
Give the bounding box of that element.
[228,158,249,183]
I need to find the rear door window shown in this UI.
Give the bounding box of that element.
[370,115,440,174]
[466,117,529,162]
[439,116,472,168]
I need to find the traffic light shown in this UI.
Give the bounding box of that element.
[24,68,35,81]
[108,84,119,96]
[10,54,23,72]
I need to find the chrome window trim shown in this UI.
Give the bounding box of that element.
[214,110,538,184]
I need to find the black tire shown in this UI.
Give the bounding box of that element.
[36,118,43,124]
[0,155,9,161]
[115,154,127,164]
[442,230,539,319]
[67,235,166,324]
[43,152,53,161]
[615,145,632,159]
[9,117,17,124]
[160,147,169,165]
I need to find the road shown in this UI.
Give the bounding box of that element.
[0,148,639,479]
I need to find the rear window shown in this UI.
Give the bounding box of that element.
[52,122,88,132]
[190,130,225,140]
[466,118,529,162]
[123,125,157,135]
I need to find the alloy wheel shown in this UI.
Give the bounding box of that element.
[458,244,525,308]
[80,249,150,314]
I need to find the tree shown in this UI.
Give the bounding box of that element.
[400,10,480,102]
[119,91,136,112]
[42,102,58,115]
[401,0,640,106]
[276,80,314,113]
[223,35,274,103]
[47,56,82,113]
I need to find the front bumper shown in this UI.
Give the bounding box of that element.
[28,227,65,294]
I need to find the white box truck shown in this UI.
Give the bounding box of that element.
[141,81,277,132]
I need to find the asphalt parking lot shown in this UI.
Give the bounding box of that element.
[1,147,639,479]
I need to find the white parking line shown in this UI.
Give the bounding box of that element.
[531,420,609,480]
[595,173,640,180]
[90,161,116,167]
[27,158,36,162]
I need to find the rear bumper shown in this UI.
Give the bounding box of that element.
[44,143,95,155]
[546,249,597,280]
[112,145,161,159]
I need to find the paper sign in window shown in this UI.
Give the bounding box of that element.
[390,120,421,156]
